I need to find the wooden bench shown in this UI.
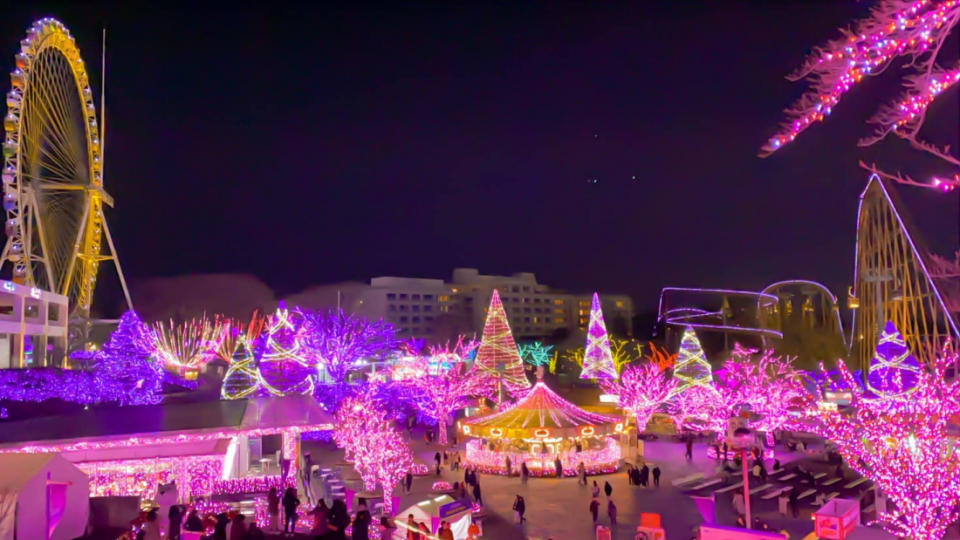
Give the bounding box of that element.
[672,472,705,488]
[713,481,744,495]
[761,487,790,500]
[821,477,842,488]
[687,478,724,491]
[813,472,827,481]
[797,489,817,503]
[778,473,798,482]
[844,478,868,489]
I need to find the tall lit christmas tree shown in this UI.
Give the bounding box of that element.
[580,292,618,379]
[866,320,921,400]
[671,326,713,394]
[221,335,260,399]
[258,304,314,396]
[94,311,164,406]
[472,289,530,396]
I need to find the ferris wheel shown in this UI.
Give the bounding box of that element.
[1,18,130,323]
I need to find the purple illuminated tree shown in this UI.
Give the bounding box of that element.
[763,0,960,189]
[601,362,677,431]
[867,320,922,399]
[399,340,486,445]
[301,308,397,384]
[93,311,164,406]
[580,292,618,380]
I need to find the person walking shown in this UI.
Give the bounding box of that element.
[184,509,203,533]
[267,487,281,532]
[591,481,600,498]
[513,495,526,524]
[438,521,454,540]
[652,465,661,487]
[589,497,600,524]
[309,500,328,536]
[607,499,617,527]
[554,456,563,478]
[142,509,162,540]
[435,451,442,475]
[405,471,413,493]
[229,514,247,540]
[472,480,483,506]
[685,438,694,462]
[168,504,183,540]
[521,462,529,484]
[281,487,300,534]
[639,464,650,487]
[505,455,512,476]
[603,480,612,497]
[406,515,420,540]
[789,488,800,518]
[352,504,372,540]
[577,461,587,485]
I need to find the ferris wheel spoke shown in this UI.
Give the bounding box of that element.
[28,67,85,176]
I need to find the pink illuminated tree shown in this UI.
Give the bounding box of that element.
[301,308,397,384]
[763,0,960,189]
[601,362,677,432]
[810,346,960,539]
[399,339,486,445]
[334,390,414,515]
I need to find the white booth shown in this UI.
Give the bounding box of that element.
[395,495,473,540]
[0,453,89,540]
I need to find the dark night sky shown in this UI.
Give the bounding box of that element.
[2,2,958,311]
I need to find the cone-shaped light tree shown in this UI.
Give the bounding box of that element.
[867,320,921,399]
[672,326,714,393]
[221,335,260,399]
[258,304,314,396]
[580,292,618,379]
[94,311,165,406]
[472,290,530,396]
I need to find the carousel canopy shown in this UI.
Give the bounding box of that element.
[461,381,622,440]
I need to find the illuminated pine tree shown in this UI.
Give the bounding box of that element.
[258,303,314,396]
[580,292,618,379]
[472,289,530,396]
[671,326,713,394]
[221,335,260,399]
[866,320,921,400]
[94,311,164,406]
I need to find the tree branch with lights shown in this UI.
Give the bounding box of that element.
[601,362,677,432]
[301,308,397,384]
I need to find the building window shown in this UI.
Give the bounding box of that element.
[412,327,420,334]
[400,316,409,323]
[534,298,541,303]
[524,317,531,323]
[616,300,624,307]
[424,305,432,312]
[554,308,563,314]
[388,305,397,312]
[399,293,409,300]
[424,294,434,301]
[399,305,408,312]
[412,305,420,312]
[387,293,397,300]
[555,318,564,324]
[425,316,434,322]
[412,316,421,323]
[544,317,551,323]
[512,286,520,293]
[524,308,531,313]
[554,299,563,305]
[523,286,530,292]
[465,297,473,303]
[425,327,432,334]
[412,294,421,300]
[534,308,542,313]
[438,295,449,302]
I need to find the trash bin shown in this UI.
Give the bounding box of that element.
[596,525,612,540]
[778,494,789,516]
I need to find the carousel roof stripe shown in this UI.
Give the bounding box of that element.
[463,381,619,431]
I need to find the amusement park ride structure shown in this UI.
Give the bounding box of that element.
[1,19,132,361]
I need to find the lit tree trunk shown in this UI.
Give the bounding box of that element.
[382,484,394,516]
[438,418,448,446]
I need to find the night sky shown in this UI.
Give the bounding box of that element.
[2,2,958,312]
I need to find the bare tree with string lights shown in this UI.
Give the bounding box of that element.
[763,0,960,190]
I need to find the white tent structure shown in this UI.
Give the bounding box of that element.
[0,454,89,540]
[394,495,473,540]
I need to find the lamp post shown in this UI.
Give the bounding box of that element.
[732,426,754,529]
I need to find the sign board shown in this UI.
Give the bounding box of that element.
[635,526,666,540]
[438,497,472,519]
[814,498,860,540]
[698,524,786,540]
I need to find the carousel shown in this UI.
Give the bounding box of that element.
[459,378,623,476]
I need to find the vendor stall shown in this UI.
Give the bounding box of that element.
[395,495,473,540]
[459,378,623,476]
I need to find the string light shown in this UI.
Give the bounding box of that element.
[519,341,554,368]
[601,362,677,430]
[671,326,714,394]
[470,289,530,396]
[153,314,223,376]
[221,335,261,399]
[579,292,618,379]
[866,320,921,399]
[258,303,314,396]
[300,307,397,384]
[462,437,620,476]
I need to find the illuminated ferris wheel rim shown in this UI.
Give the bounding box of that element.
[2,17,106,314]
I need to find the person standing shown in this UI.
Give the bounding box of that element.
[639,464,650,488]
[505,455,512,476]
[722,442,729,463]
[168,504,183,540]
[652,465,661,487]
[438,521,454,540]
[554,456,563,478]
[184,509,202,533]
[577,461,587,485]
[142,509,162,540]
[472,480,483,506]
[267,487,281,532]
[591,481,600,498]
[310,500,329,536]
[281,487,300,534]
[406,514,420,540]
[607,499,617,527]
[603,480,612,497]
[405,471,413,493]
[789,488,800,518]
[513,495,526,524]
[352,505,371,540]
[521,462,529,484]
[589,497,600,524]
[229,514,247,540]
[685,438,694,462]
[328,500,350,540]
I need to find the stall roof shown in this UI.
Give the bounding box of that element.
[0,395,332,449]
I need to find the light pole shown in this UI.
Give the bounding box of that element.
[732,426,754,529]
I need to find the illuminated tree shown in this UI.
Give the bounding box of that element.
[763,0,960,189]
[94,311,165,406]
[220,336,260,400]
[258,304,314,396]
[400,346,488,445]
[580,293,618,379]
[867,320,922,399]
[810,346,960,539]
[334,391,414,516]
[519,341,554,368]
[672,327,713,393]
[646,343,677,372]
[301,308,396,384]
[601,362,677,431]
[471,290,530,395]
[153,315,223,377]
[215,311,266,364]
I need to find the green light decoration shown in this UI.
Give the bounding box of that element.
[672,326,713,394]
[471,289,530,396]
[258,303,314,396]
[580,292,618,379]
[519,341,554,367]
[221,335,260,400]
